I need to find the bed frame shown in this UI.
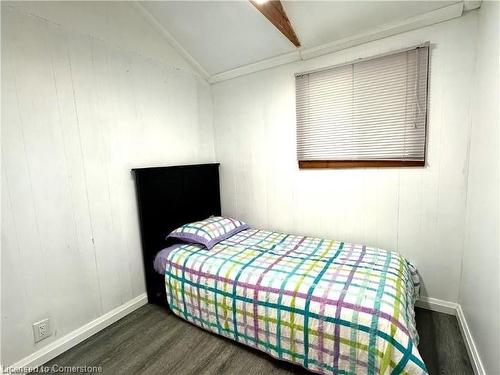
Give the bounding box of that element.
[132,163,221,305]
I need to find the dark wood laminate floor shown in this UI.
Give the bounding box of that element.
[45,304,473,374]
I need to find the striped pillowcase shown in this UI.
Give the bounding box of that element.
[167,216,249,249]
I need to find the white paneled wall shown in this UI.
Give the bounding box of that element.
[1,4,214,365]
[212,12,478,303]
[3,1,196,74]
[459,2,500,374]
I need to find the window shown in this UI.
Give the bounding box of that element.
[296,43,430,168]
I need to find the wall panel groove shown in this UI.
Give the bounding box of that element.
[1,3,215,365]
[212,12,478,304]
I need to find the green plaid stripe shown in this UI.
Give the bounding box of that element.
[163,229,427,375]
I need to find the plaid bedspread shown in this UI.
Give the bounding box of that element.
[163,228,427,375]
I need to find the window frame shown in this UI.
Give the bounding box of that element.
[296,43,430,169]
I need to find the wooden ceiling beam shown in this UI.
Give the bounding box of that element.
[250,0,301,47]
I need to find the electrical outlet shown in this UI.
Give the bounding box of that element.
[33,318,51,343]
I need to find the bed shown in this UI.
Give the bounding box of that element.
[133,164,427,375]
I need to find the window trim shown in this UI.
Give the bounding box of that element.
[295,42,430,78]
[298,160,425,169]
[296,42,430,169]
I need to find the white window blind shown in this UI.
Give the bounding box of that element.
[296,44,429,166]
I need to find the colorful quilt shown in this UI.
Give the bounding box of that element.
[162,228,427,375]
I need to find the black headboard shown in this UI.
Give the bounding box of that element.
[132,163,221,305]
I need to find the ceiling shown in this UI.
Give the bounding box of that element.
[282,1,457,48]
[139,1,461,77]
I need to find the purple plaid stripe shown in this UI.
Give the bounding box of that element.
[162,229,427,375]
[165,260,411,335]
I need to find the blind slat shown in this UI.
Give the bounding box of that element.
[296,46,429,162]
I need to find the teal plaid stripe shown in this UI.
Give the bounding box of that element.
[163,229,428,375]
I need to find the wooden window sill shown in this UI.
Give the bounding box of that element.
[298,160,425,169]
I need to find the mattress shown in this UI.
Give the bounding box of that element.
[158,228,427,375]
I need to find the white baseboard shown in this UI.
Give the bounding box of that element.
[5,293,147,374]
[416,296,485,375]
[456,305,486,375]
[4,294,485,375]
[415,296,458,315]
